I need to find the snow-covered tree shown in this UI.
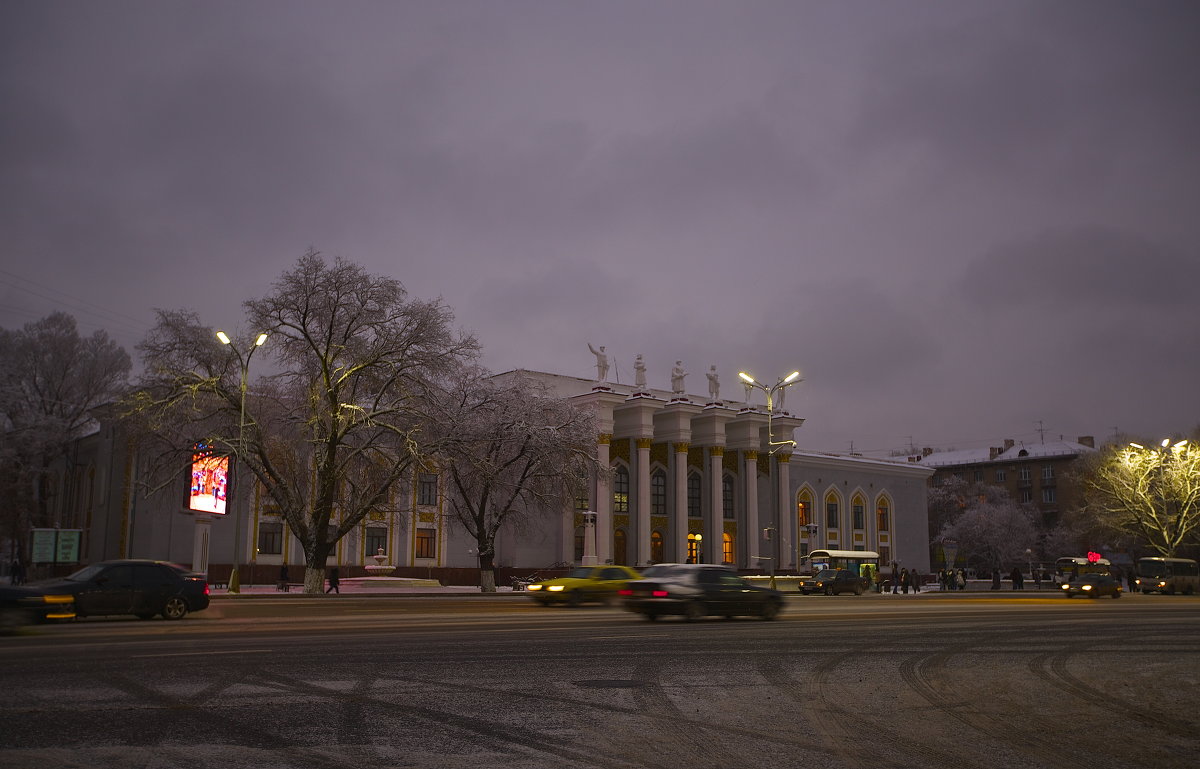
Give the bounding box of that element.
[0,312,130,564]
[428,369,598,592]
[129,252,478,592]
[937,498,1039,573]
[1078,439,1200,557]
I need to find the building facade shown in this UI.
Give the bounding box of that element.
[19,369,934,583]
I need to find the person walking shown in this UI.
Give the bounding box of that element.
[278,564,290,592]
[956,569,967,591]
[326,566,340,594]
[911,570,921,593]
[1010,566,1023,590]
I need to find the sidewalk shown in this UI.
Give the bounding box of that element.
[209,577,524,598]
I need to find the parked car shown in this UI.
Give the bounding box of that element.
[1061,573,1122,599]
[0,585,75,634]
[28,559,210,620]
[812,568,868,596]
[526,565,641,606]
[620,564,784,621]
[797,574,818,594]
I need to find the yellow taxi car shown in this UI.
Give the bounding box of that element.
[526,565,641,607]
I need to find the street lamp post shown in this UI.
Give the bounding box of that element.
[216,330,268,593]
[738,370,802,587]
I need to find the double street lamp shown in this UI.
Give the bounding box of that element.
[216,330,269,593]
[738,369,802,586]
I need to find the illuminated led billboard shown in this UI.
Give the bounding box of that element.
[188,446,229,515]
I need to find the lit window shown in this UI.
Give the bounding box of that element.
[722,532,734,564]
[876,502,889,532]
[650,531,664,563]
[797,495,809,526]
[415,528,436,559]
[613,466,630,513]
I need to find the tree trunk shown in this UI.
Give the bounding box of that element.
[479,551,496,593]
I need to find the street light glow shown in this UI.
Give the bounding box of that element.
[254,332,269,346]
[783,370,801,383]
[738,371,756,385]
[1129,443,1144,450]
[1162,438,1171,448]
[216,331,231,345]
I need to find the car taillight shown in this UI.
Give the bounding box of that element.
[652,590,668,598]
[204,584,210,596]
[618,589,632,596]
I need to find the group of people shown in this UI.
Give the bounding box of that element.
[939,568,968,591]
[878,567,925,593]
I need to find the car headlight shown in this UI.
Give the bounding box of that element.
[547,585,564,592]
[1082,584,1092,591]
[527,584,542,591]
[1061,584,1070,590]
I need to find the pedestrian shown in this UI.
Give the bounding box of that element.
[278,564,290,592]
[891,570,899,594]
[1010,566,1023,590]
[900,567,910,594]
[991,570,1002,590]
[956,569,966,591]
[911,570,921,593]
[326,566,340,594]
[10,559,24,586]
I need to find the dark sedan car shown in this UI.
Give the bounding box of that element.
[0,585,75,633]
[30,559,210,620]
[620,564,783,621]
[1061,573,1122,599]
[812,568,868,596]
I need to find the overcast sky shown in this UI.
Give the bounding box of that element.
[2,1,1198,456]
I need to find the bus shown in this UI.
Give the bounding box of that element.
[1053,556,1111,584]
[804,549,880,579]
[1135,557,1199,595]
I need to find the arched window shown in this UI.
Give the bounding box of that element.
[650,530,664,563]
[825,492,840,530]
[722,532,734,564]
[687,472,702,517]
[613,465,630,513]
[722,474,735,519]
[687,532,702,563]
[651,470,666,515]
[613,528,628,565]
[852,494,866,530]
[876,499,890,532]
[797,491,811,526]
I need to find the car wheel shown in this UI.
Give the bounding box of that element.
[135,612,156,620]
[566,590,583,608]
[1113,591,1121,599]
[853,585,864,596]
[161,596,189,620]
[760,600,781,621]
[824,587,833,596]
[683,601,705,622]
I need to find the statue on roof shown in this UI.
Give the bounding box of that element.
[671,360,687,394]
[706,365,720,401]
[587,343,609,383]
[634,354,647,389]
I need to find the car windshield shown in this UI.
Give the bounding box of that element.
[565,567,595,579]
[815,569,838,579]
[1138,562,1169,577]
[65,564,107,582]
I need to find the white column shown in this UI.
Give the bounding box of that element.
[192,515,212,575]
[596,434,612,565]
[636,438,652,566]
[777,453,794,570]
[673,442,689,563]
[744,450,759,567]
[707,447,724,564]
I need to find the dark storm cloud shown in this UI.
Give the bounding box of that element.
[2,0,1198,454]
[963,229,1198,311]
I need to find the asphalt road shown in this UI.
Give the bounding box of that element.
[2,593,1197,769]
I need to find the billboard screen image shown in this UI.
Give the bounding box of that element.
[189,449,229,515]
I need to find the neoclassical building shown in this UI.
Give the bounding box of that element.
[494,370,933,575]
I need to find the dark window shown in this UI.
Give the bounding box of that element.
[613,466,630,513]
[258,522,283,555]
[415,529,436,559]
[418,473,439,506]
[651,470,666,515]
[1042,488,1057,504]
[995,469,1007,482]
[134,563,175,587]
[825,500,839,529]
[853,502,864,530]
[687,473,702,518]
[722,475,735,519]
[365,527,387,557]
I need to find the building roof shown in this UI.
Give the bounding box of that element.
[918,439,1097,468]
